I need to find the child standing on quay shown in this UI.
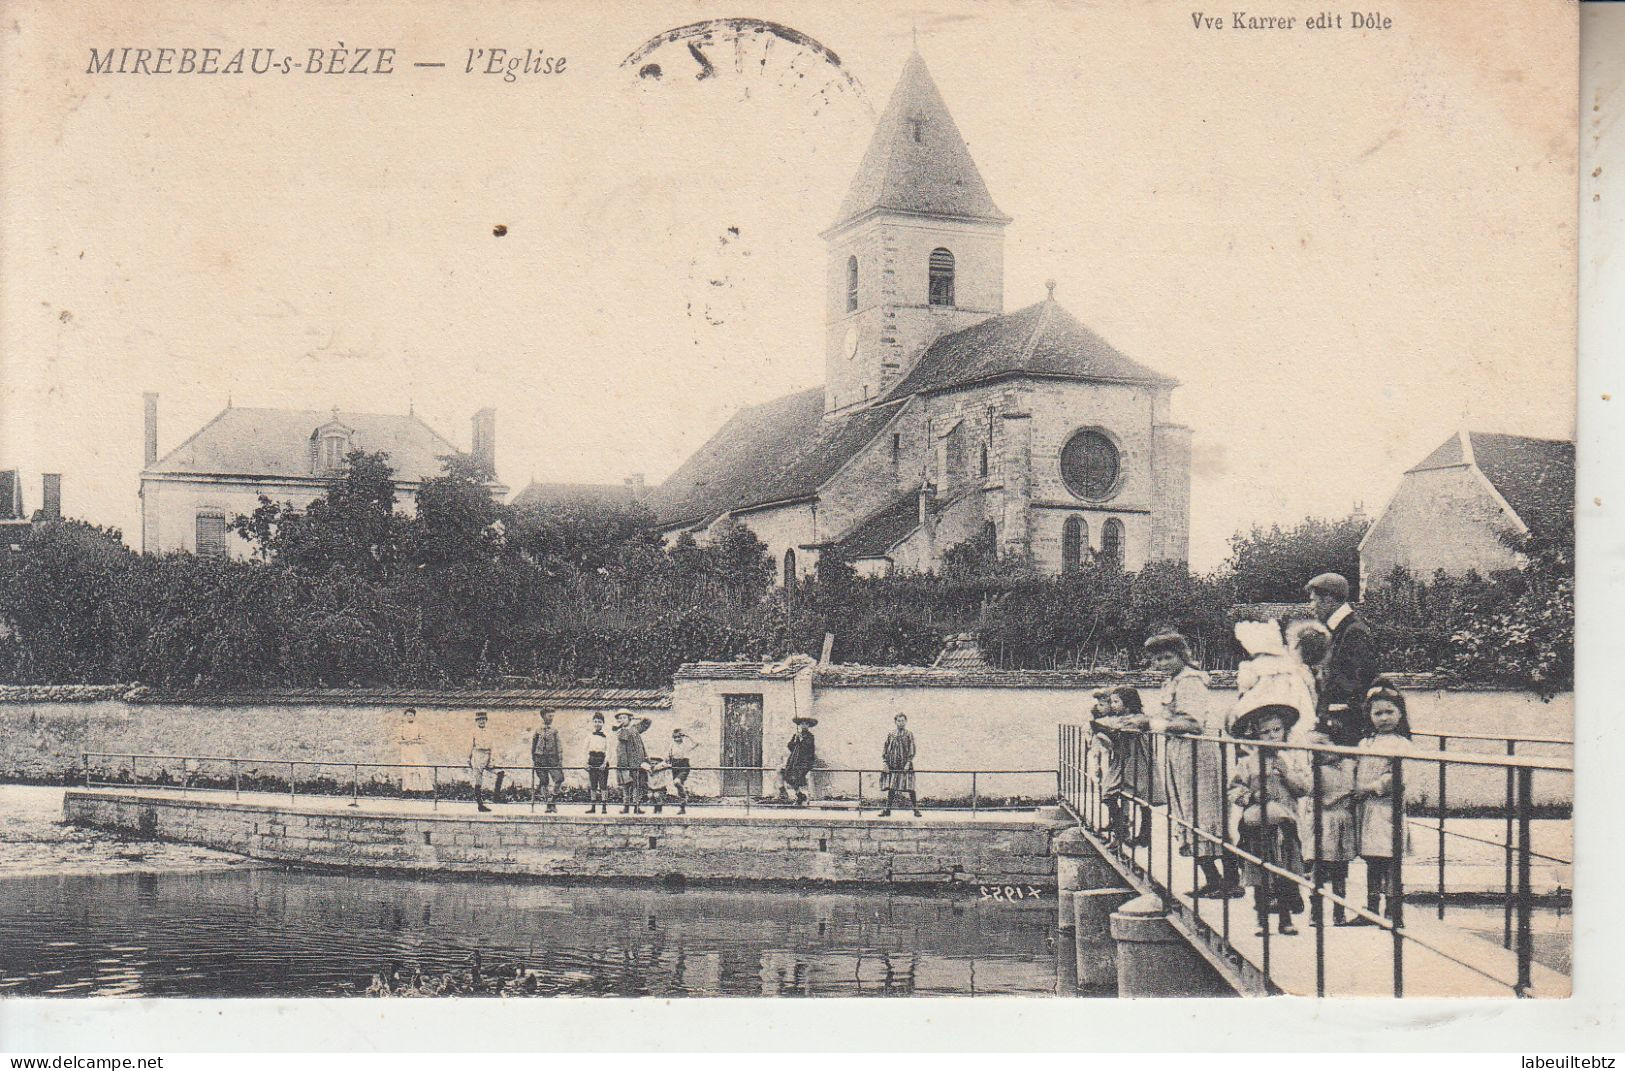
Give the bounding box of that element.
[1352,685,1415,923]
[584,713,611,814]
[1286,721,1358,925]
[1146,631,1237,898]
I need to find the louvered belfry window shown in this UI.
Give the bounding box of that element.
[196,512,227,559]
[928,248,955,307]
[846,256,859,313]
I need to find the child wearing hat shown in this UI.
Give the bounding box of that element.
[1228,704,1307,937]
[1145,631,1238,898]
[468,711,498,813]
[614,709,653,815]
[780,717,818,808]
[529,707,564,814]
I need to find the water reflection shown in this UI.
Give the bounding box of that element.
[0,869,1070,998]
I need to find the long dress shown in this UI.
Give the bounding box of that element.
[1355,733,1416,858]
[399,724,432,793]
[1284,740,1359,864]
[782,731,817,789]
[881,729,916,793]
[1160,665,1226,860]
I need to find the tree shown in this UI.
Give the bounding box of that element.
[232,450,407,578]
[1224,513,1370,602]
[404,453,505,568]
[506,497,659,573]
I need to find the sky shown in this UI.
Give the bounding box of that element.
[0,0,1577,569]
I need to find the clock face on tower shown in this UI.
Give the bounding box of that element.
[843,327,860,361]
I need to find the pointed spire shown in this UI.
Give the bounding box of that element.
[826,51,1010,234]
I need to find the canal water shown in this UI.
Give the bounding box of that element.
[0,869,1074,997]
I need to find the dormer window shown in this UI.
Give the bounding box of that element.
[928,248,955,307]
[310,415,354,475]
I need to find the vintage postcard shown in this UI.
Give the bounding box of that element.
[0,0,1581,1022]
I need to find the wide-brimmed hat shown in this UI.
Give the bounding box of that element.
[793,716,818,727]
[1231,703,1300,740]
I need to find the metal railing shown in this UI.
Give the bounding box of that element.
[78,752,1054,815]
[1058,723,1572,997]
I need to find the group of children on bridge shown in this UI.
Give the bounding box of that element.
[1089,571,1417,938]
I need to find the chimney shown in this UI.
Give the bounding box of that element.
[40,474,61,520]
[143,393,159,468]
[471,408,496,475]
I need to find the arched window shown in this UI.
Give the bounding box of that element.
[928,248,955,307]
[981,520,997,554]
[1062,515,1087,572]
[195,511,227,559]
[783,548,798,591]
[845,256,859,313]
[1102,518,1125,568]
[979,442,989,479]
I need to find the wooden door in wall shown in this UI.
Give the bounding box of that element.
[721,694,764,797]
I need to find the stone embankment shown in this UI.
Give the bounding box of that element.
[63,789,1065,887]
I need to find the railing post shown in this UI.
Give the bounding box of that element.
[233,759,241,799]
[1515,765,1534,997]
[1189,731,1199,911]
[1437,736,1448,919]
[350,763,360,808]
[1220,738,1231,946]
[856,770,863,815]
[1257,739,1270,988]
[971,771,979,817]
[1164,734,1174,897]
[1390,754,1405,998]
[1504,739,1516,949]
[82,752,89,788]
[431,766,439,811]
[289,761,296,802]
[1313,757,1325,998]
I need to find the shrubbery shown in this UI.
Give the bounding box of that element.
[0,456,1573,692]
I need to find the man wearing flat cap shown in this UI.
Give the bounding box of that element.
[1305,572,1378,747]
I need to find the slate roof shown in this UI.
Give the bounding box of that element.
[1410,430,1574,537]
[828,50,1009,232]
[146,407,461,484]
[884,296,1177,400]
[512,481,636,512]
[647,388,905,529]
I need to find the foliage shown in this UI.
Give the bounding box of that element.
[0,463,1573,693]
[1225,513,1371,602]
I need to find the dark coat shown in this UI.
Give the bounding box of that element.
[1318,609,1378,746]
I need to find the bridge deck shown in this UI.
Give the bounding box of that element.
[1102,808,1571,997]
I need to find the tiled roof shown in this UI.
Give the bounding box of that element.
[146,407,462,485]
[831,491,922,559]
[885,297,1176,400]
[1409,430,1574,538]
[1468,432,1574,538]
[133,686,671,710]
[829,51,1008,232]
[512,481,635,511]
[813,664,1174,689]
[646,388,904,529]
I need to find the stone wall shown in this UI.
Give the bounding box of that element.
[62,790,1061,887]
[4,671,1573,808]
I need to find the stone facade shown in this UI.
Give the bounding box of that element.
[63,790,1062,887]
[1361,464,1524,583]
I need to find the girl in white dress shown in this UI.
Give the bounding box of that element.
[398,708,433,795]
[1352,685,1416,923]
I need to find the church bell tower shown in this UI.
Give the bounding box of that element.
[821,49,1012,416]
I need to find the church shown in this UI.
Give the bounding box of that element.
[646,50,1192,583]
